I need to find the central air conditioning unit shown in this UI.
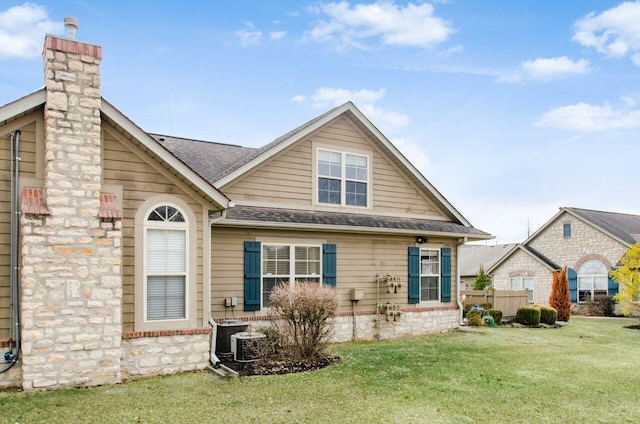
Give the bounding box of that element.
[215,320,248,359]
[231,332,266,362]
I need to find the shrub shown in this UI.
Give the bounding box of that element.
[480,302,493,311]
[515,306,541,326]
[586,295,616,317]
[472,264,492,290]
[538,306,557,325]
[463,303,474,318]
[466,310,483,326]
[485,308,503,325]
[549,267,571,322]
[269,282,338,360]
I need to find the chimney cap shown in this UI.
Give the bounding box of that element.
[63,16,79,39]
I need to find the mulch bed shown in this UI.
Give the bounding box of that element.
[220,355,341,376]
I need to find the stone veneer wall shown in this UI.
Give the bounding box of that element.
[528,212,626,270]
[233,307,459,343]
[121,330,211,379]
[19,36,122,390]
[491,249,554,305]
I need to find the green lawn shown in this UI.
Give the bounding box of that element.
[1,316,638,423]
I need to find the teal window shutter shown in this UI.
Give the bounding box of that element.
[408,247,420,304]
[568,267,578,303]
[322,244,337,287]
[440,248,452,302]
[608,267,619,296]
[244,241,261,311]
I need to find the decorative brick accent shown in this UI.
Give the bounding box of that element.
[98,192,122,219]
[21,187,50,216]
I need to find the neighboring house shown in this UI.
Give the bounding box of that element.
[459,243,516,290]
[489,207,640,307]
[0,30,490,390]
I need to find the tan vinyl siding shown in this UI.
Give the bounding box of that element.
[0,116,39,338]
[222,115,445,218]
[102,125,205,332]
[210,226,457,317]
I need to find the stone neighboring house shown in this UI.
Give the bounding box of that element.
[488,207,640,307]
[458,244,516,290]
[0,30,491,390]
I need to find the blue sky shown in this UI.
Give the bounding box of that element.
[1,1,640,243]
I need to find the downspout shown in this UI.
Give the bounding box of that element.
[456,236,467,326]
[2,130,21,373]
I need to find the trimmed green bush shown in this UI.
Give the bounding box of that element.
[480,302,493,311]
[466,310,483,326]
[538,306,557,325]
[485,308,503,325]
[515,306,541,326]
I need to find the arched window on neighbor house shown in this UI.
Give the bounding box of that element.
[577,260,608,303]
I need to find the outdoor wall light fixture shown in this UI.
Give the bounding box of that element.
[416,236,428,244]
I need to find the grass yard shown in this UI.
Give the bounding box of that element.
[0,316,638,423]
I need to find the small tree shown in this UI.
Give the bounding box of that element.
[549,266,571,322]
[269,282,338,360]
[472,264,493,290]
[612,243,640,319]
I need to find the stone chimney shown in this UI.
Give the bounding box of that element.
[20,19,122,390]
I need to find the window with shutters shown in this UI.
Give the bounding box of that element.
[577,260,608,302]
[420,249,440,302]
[144,204,188,321]
[317,148,369,208]
[262,244,321,307]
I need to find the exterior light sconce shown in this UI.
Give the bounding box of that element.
[416,236,428,244]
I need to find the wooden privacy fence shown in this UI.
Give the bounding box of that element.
[461,289,529,317]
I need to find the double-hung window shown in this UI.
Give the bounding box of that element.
[262,244,321,307]
[420,249,440,302]
[318,149,368,207]
[510,277,534,303]
[145,205,187,321]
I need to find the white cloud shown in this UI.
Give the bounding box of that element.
[305,1,455,50]
[235,22,262,46]
[296,86,409,133]
[391,137,434,177]
[573,2,640,65]
[0,3,60,59]
[270,31,286,40]
[536,102,640,132]
[500,56,591,83]
[310,87,386,108]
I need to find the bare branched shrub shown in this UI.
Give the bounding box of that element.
[269,282,338,360]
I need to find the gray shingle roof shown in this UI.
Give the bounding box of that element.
[150,134,255,183]
[459,244,517,276]
[568,207,640,245]
[522,245,561,270]
[218,205,491,237]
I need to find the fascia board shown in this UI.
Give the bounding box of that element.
[101,99,229,208]
[0,89,46,123]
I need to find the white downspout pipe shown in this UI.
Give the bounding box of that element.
[456,237,468,325]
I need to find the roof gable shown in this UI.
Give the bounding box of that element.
[206,102,473,226]
[488,244,560,274]
[525,207,640,248]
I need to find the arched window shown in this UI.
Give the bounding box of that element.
[578,260,607,303]
[144,204,188,321]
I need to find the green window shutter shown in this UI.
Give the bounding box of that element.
[440,247,452,302]
[568,267,578,304]
[322,243,337,287]
[608,267,619,296]
[408,247,420,304]
[244,241,261,311]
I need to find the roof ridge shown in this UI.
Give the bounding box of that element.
[567,206,640,218]
[149,133,248,149]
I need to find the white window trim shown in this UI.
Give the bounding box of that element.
[313,146,372,210]
[420,248,440,303]
[510,277,534,303]
[134,195,198,331]
[577,261,608,303]
[261,242,323,309]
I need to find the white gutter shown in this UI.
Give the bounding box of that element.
[456,237,468,325]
